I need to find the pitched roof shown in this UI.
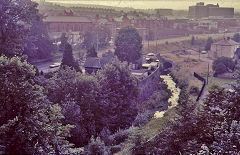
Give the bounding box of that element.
[84,57,102,69]
[212,39,239,46]
[84,56,114,69]
[44,16,92,23]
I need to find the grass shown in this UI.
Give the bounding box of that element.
[116,108,179,155]
[144,32,235,47]
[205,75,236,90]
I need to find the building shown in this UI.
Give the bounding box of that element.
[208,7,234,18]
[189,2,209,18]
[44,16,93,33]
[83,55,114,74]
[189,2,234,19]
[43,16,94,42]
[209,38,240,59]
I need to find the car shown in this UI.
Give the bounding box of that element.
[49,62,61,68]
[201,51,207,54]
[147,53,155,56]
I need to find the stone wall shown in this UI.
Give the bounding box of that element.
[138,66,162,102]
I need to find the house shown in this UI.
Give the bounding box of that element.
[209,38,240,59]
[83,56,114,74]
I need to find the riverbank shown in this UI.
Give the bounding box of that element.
[116,74,181,154]
[154,75,181,118]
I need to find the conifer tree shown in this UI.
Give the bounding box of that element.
[61,43,81,72]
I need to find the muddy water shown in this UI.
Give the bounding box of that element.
[154,75,180,119]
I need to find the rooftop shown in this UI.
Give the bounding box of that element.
[212,39,239,46]
[44,16,92,23]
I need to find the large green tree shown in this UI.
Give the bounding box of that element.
[0,0,53,60]
[0,0,31,57]
[0,56,75,154]
[96,60,139,132]
[41,67,100,146]
[114,26,142,64]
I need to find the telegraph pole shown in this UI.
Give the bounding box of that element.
[96,30,99,53]
[206,63,209,85]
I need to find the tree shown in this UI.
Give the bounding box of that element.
[96,60,139,132]
[0,56,75,154]
[61,43,81,72]
[212,57,235,76]
[59,33,68,52]
[191,36,195,45]
[84,137,110,155]
[87,46,98,58]
[23,1,54,60]
[82,26,111,50]
[233,33,240,43]
[0,0,54,60]
[115,26,142,64]
[0,0,31,57]
[205,37,213,51]
[40,67,100,146]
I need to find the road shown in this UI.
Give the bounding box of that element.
[35,50,82,73]
[35,46,114,73]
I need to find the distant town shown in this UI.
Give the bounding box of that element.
[1,0,240,154]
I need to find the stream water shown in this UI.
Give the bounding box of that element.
[154,74,181,119]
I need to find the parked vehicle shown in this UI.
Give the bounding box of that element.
[49,62,61,68]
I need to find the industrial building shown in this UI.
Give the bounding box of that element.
[189,2,234,19]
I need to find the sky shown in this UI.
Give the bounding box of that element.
[45,0,240,10]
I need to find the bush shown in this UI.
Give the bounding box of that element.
[212,57,235,76]
[133,110,154,127]
[189,86,200,96]
[109,127,136,145]
[84,137,110,155]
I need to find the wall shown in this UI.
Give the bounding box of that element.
[138,65,162,102]
[209,7,234,18]
[210,44,237,59]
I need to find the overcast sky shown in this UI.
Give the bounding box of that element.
[45,0,240,10]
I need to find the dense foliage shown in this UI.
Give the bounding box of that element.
[39,60,139,147]
[0,56,76,154]
[0,0,53,60]
[212,56,235,76]
[96,60,139,132]
[115,26,142,64]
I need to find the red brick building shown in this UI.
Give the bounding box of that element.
[44,16,93,33]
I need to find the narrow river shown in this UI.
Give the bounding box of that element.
[154,75,181,119]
